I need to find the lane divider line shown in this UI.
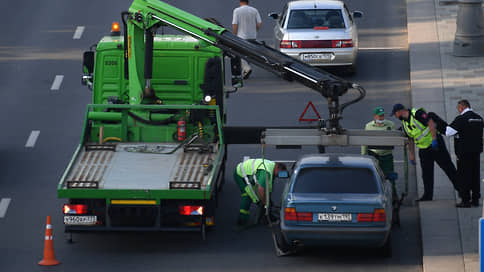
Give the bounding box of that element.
[0,198,11,218]
[25,130,40,148]
[50,75,64,91]
[73,26,85,40]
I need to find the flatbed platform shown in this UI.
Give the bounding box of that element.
[62,143,217,190]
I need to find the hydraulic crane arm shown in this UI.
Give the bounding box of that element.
[125,0,365,133]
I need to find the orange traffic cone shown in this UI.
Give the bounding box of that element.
[38,216,60,266]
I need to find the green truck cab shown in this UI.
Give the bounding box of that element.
[58,29,227,238]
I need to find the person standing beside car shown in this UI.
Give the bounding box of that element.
[429,100,483,207]
[232,0,262,79]
[391,103,459,201]
[362,107,397,190]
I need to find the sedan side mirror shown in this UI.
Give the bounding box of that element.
[352,11,363,18]
[268,12,279,20]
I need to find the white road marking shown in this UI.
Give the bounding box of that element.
[0,198,11,218]
[359,47,406,51]
[73,26,85,40]
[25,130,40,148]
[50,75,64,90]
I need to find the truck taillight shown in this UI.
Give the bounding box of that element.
[357,209,386,222]
[332,39,353,48]
[63,204,88,215]
[179,205,204,216]
[284,208,312,221]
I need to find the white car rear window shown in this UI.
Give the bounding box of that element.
[287,9,345,29]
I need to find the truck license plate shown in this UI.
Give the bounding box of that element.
[301,53,333,62]
[64,215,97,225]
[318,213,352,222]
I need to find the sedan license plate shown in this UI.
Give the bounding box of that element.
[318,213,352,222]
[64,215,97,225]
[301,53,333,62]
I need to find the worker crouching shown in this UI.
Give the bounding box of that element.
[233,158,287,230]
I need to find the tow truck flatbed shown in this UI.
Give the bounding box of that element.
[62,143,217,191]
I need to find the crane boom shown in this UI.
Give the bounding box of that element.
[125,0,365,133]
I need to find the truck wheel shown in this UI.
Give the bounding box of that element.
[201,221,207,241]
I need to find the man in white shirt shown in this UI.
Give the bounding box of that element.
[232,0,262,79]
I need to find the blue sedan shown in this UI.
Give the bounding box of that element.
[274,154,393,257]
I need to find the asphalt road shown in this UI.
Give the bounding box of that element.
[0,0,421,271]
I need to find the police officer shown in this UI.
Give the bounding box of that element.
[233,158,286,229]
[391,103,458,201]
[429,100,483,207]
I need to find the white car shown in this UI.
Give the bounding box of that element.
[269,0,362,73]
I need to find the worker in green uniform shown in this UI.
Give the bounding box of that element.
[233,158,287,230]
[362,107,397,188]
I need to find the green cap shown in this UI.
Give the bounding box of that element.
[373,107,385,116]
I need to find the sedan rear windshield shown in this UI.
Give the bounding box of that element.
[293,167,379,194]
[287,9,346,29]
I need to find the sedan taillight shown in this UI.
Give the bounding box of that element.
[284,208,313,222]
[357,208,386,222]
[332,39,353,48]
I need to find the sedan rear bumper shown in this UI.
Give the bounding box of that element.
[280,48,357,66]
[281,221,391,247]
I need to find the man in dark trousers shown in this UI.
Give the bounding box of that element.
[391,103,459,201]
[429,99,483,207]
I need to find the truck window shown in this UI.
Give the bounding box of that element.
[293,167,379,194]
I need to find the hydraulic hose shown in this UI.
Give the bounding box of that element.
[121,11,130,80]
[339,83,366,115]
[127,111,177,125]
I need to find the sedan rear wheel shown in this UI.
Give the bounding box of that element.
[380,232,393,258]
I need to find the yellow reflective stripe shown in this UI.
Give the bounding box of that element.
[241,193,248,196]
[240,209,250,215]
[416,127,430,141]
[412,118,424,131]
[111,200,157,205]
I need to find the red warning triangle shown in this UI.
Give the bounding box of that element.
[299,101,321,122]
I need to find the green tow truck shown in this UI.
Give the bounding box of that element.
[58,0,382,239]
[58,5,229,238]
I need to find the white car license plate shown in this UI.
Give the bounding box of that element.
[64,215,97,225]
[301,53,333,62]
[318,213,352,222]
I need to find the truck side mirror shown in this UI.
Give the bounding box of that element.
[268,12,279,20]
[83,51,95,74]
[352,11,363,18]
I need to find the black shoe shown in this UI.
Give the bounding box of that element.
[471,200,480,207]
[455,201,471,208]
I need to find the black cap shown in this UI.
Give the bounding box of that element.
[390,103,405,116]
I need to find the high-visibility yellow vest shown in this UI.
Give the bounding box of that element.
[236,159,275,182]
[402,108,433,148]
[236,159,275,203]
